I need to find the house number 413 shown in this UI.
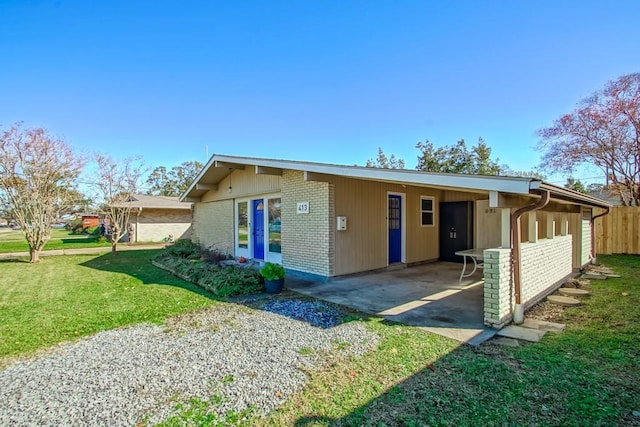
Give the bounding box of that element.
[297,202,310,214]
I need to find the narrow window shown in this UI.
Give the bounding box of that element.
[237,201,248,248]
[420,196,435,227]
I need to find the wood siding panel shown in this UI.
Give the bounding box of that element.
[200,167,280,202]
[333,176,442,275]
[475,199,502,249]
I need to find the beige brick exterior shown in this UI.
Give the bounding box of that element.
[483,248,513,328]
[192,199,234,254]
[581,213,592,265]
[281,170,333,277]
[132,208,192,242]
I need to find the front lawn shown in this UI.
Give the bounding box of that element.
[253,254,640,426]
[0,228,111,253]
[1,251,638,425]
[0,250,217,361]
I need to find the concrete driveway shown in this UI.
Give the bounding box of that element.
[287,262,496,345]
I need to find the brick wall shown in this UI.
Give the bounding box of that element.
[192,200,234,254]
[581,216,591,265]
[520,235,573,305]
[281,170,333,277]
[135,208,192,242]
[483,248,513,328]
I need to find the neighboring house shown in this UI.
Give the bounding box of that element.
[112,194,192,243]
[81,214,100,228]
[181,155,611,329]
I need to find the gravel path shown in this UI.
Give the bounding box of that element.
[0,301,378,426]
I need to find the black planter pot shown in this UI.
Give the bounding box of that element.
[264,278,284,294]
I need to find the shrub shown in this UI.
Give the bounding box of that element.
[259,262,285,280]
[84,226,100,236]
[66,218,84,234]
[153,253,263,297]
[201,246,233,263]
[164,240,201,259]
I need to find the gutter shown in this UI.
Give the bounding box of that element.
[510,189,550,324]
[590,206,611,262]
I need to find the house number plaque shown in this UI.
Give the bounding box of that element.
[297,202,310,214]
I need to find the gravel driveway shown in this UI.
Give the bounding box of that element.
[0,301,378,426]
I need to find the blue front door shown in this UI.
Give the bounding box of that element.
[388,195,402,264]
[252,199,265,260]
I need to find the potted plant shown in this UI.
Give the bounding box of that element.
[260,262,285,294]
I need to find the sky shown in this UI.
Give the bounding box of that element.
[1,0,639,186]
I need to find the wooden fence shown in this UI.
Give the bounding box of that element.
[595,206,640,254]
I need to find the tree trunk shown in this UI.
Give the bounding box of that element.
[111,242,118,256]
[29,246,40,263]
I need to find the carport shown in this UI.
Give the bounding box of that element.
[286,262,496,345]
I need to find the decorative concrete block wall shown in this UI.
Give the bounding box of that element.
[483,248,513,328]
[192,200,234,255]
[520,235,573,305]
[281,170,334,277]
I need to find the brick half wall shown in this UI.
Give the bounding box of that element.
[520,235,573,307]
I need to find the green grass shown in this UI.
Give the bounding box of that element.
[252,254,640,426]
[1,252,638,425]
[0,228,111,253]
[0,250,218,361]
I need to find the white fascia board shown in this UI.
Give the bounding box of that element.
[212,155,534,194]
[179,152,220,201]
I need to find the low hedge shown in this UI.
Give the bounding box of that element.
[153,253,263,298]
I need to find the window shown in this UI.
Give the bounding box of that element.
[420,196,435,227]
[237,201,248,248]
[268,198,281,254]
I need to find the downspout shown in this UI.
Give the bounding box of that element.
[510,190,550,324]
[590,207,610,263]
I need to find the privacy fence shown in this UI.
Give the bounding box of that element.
[595,206,640,255]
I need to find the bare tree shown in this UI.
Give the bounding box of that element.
[537,73,640,205]
[93,154,145,255]
[0,123,83,262]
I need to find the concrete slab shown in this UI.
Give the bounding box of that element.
[497,325,547,342]
[522,318,566,333]
[558,288,590,297]
[582,273,608,280]
[490,337,521,347]
[547,295,581,306]
[286,262,493,345]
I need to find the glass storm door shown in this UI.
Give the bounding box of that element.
[388,194,402,264]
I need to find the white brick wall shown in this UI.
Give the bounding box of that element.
[192,200,234,255]
[484,235,573,329]
[281,170,333,277]
[520,235,573,305]
[483,248,512,328]
[581,217,591,265]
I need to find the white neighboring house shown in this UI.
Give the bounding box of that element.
[112,194,193,243]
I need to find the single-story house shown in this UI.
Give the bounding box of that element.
[112,194,193,243]
[181,154,611,328]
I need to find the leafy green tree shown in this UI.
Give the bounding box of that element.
[415,137,502,175]
[146,161,203,197]
[565,176,587,193]
[365,148,405,169]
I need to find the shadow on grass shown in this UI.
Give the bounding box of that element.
[79,249,221,301]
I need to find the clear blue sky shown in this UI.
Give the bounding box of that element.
[1,1,639,185]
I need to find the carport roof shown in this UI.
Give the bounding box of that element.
[181,154,611,209]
